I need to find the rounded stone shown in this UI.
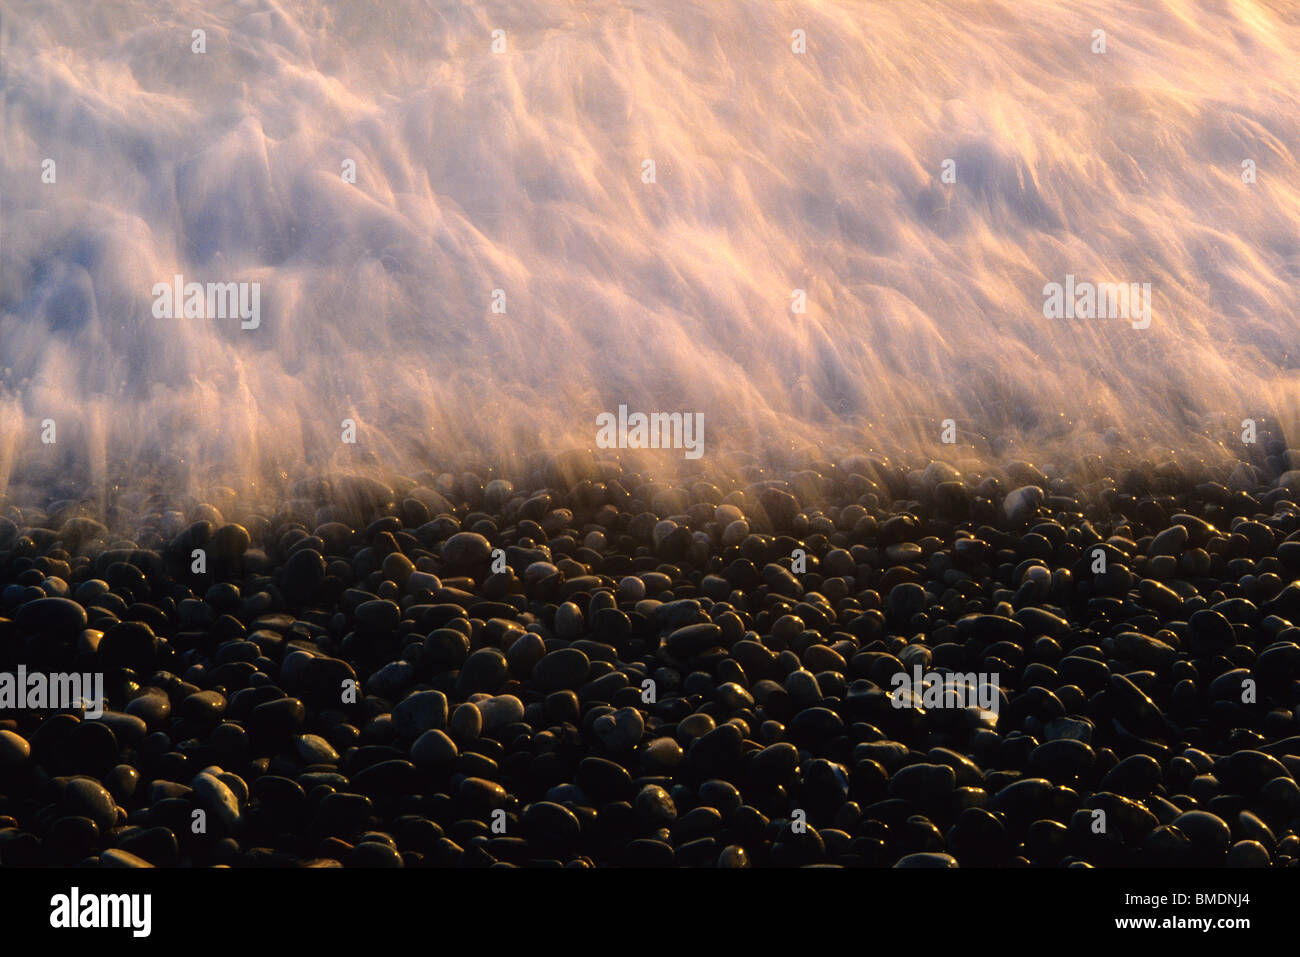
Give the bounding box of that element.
[506,632,547,678]
[1225,840,1270,868]
[0,729,32,768]
[210,523,251,558]
[97,621,157,673]
[593,707,644,752]
[424,628,470,671]
[634,784,677,825]
[456,649,509,696]
[296,734,340,764]
[1028,739,1094,782]
[449,702,483,741]
[65,720,119,774]
[345,842,405,868]
[1188,609,1235,654]
[411,729,459,768]
[715,682,755,711]
[15,597,87,639]
[786,708,845,748]
[355,599,401,632]
[640,737,684,773]
[752,742,800,781]
[191,771,242,833]
[554,602,584,640]
[352,759,419,796]
[249,697,306,748]
[365,660,414,698]
[393,690,449,738]
[442,532,493,566]
[457,776,509,812]
[1099,754,1162,797]
[889,763,957,803]
[180,690,227,722]
[282,548,326,603]
[888,583,927,621]
[666,623,723,657]
[717,845,750,867]
[575,756,634,803]
[477,694,525,731]
[521,801,582,844]
[533,648,591,692]
[61,777,118,831]
[1148,523,1189,557]
[105,764,140,802]
[895,852,959,868]
[1172,810,1231,858]
[125,690,171,727]
[100,849,155,868]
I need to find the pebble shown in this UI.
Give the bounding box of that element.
[533,648,591,692]
[715,682,754,711]
[1172,810,1232,859]
[1188,609,1236,654]
[456,649,509,696]
[894,852,959,868]
[521,802,582,844]
[352,760,418,796]
[1149,524,1189,556]
[281,548,326,603]
[640,737,684,773]
[786,707,845,747]
[1099,754,1162,797]
[576,757,634,803]
[554,602,584,639]
[634,785,677,826]
[752,742,800,781]
[249,697,306,749]
[506,632,547,678]
[297,734,341,764]
[889,763,956,803]
[0,730,31,768]
[477,694,525,731]
[593,707,644,752]
[346,842,405,868]
[192,771,243,833]
[441,532,493,566]
[1226,840,1270,868]
[666,623,723,657]
[60,777,118,831]
[365,660,415,698]
[125,690,172,727]
[15,596,87,638]
[1003,486,1044,525]
[97,621,158,672]
[457,777,509,813]
[181,690,227,722]
[355,599,400,632]
[1043,717,1093,744]
[65,721,120,774]
[449,702,483,741]
[411,729,459,768]
[393,690,449,738]
[1029,739,1094,782]
[1214,750,1290,793]
[100,849,155,868]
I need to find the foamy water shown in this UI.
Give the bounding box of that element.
[2,0,1300,501]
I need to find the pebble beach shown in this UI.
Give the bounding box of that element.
[2,453,1298,868]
